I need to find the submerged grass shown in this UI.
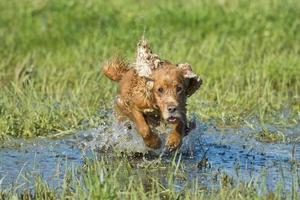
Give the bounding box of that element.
[1,153,298,200]
[0,0,299,139]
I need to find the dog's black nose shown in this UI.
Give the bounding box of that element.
[168,106,177,113]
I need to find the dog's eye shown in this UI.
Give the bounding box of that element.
[158,87,164,94]
[176,86,183,93]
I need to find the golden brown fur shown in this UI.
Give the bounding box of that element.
[103,58,202,151]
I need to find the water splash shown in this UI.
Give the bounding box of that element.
[78,114,208,156]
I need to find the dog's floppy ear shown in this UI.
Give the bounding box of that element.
[177,63,202,97]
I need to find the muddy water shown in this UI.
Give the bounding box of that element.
[0,116,299,193]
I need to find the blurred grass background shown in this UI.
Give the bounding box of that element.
[0,0,299,139]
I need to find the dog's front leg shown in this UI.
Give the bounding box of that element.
[166,121,185,151]
[132,109,161,149]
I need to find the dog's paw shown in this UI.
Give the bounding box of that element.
[143,133,161,149]
[166,133,182,151]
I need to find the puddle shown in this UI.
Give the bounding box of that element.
[0,115,299,193]
[0,137,83,189]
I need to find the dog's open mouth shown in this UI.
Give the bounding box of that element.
[167,116,178,124]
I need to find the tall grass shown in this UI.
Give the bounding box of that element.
[0,0,299,138]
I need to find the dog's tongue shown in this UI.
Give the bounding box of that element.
[167,116,177,123]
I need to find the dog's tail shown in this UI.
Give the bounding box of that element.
[102,58,129,81]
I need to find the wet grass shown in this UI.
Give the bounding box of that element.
[0,0,299,139]
[255,128,286,143]
[1,153,299,200]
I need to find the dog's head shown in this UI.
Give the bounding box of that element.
[149,61,202,124]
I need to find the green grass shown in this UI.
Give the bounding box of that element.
[255,128,286,143]
[0,0,299,139]
[1,153,298,200]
